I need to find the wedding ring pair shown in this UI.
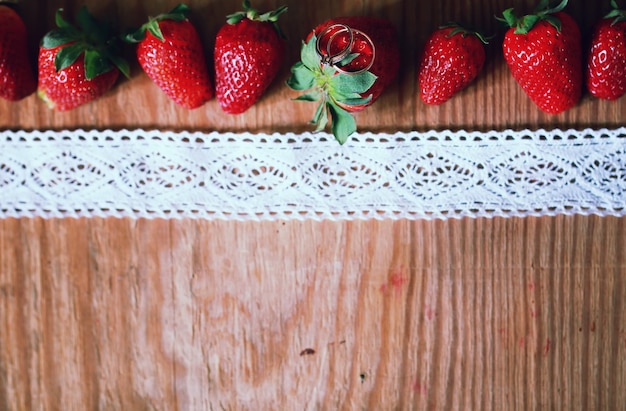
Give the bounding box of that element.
[314,24,375,75]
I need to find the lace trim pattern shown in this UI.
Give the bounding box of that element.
[1,128,625,220]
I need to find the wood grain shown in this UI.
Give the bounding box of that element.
[1,0,626,410]
[1,217,625,410]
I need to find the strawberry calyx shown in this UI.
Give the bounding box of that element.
[605,0,626,25]
[226,0,288,39]
[124,3,190,43]
[41,6,129,80]
[497,0,568,34]
[286,30,377,144]
[439,22,491,44]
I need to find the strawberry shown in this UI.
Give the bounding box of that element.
[587,0,626,100]
[125,3,213,109]
[0,5,36,101]
[38,7,129,111]
[287,16,400,144]
[214,1,287,114]
[498,0,582,114]
[418,23,487,105]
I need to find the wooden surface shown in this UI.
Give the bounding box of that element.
[1,1,625,410]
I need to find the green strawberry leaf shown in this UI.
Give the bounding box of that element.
[534,0,551,12]
[328,100,356,145]
[338,53,359,67]
[286,62,316,91]
[255,5,288,23]
[226,12,247,24]
[146,20,165,41]
[77,5,110,45]
[150,3,190,23]
[331,89,365,101]
[265,5,288,22]
[606,8,624,18]
[497,8,518,27]
[84,49,113,80]
[515,15,541,34]
[124,28,146,43]
[123,21,157,43]
[109,54,131,79]
[46,9,80,46]
[334,95,373,107]
[169,3,191,17]
[543,15,562,31]
[124,3,189,43]
[301,37,321,70]
[537,0,568,14]
[54,43,85,71]
[606,0,626,24]
[329,70,377,100]
[42,29,79,48]
[311,101,329,132]
[55,8,75,31]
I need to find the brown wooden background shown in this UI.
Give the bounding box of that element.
[1,1,625,410]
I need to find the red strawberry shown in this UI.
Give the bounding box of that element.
[418,24,487,105]
[0,5,36,101]
[38,7,129,111]
[287,16,400,144]
[214,1,287,114]
[125,4,213,109]
[587,0,626,100]
[498,0,582,114]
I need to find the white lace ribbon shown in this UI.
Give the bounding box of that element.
[1,128,625,220]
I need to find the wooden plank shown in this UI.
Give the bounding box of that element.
[2,217,626,410]
[1,0,626,410]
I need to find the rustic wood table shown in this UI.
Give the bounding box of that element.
[1,1,625,410]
